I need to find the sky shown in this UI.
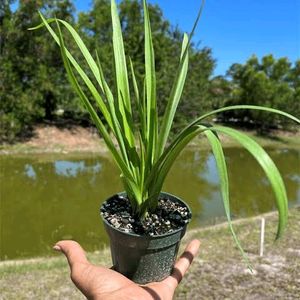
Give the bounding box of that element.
[74,0,300,76]
[12,0,300,75]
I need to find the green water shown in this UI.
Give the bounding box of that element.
[0,147,299,260]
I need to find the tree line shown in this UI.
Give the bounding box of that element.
[1,0,299,143]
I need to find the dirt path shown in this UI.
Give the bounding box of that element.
[0,124,108,155]
[1,124,299,155]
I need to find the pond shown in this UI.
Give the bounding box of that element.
[1,147,299,260]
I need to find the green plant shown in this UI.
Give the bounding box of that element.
[30,0,299,263]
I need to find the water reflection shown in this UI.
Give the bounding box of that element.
[24,164,37,179]
[0,148,299,260]
[54,160,102,177]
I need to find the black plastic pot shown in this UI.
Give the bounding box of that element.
[100,192,192,284]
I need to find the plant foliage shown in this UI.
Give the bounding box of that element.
[30,0,300,262]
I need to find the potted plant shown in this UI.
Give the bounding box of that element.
[30,0,299,284]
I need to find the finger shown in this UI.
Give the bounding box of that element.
[163,239,200,290]
[54,240,88,268]
[174,239,200,275]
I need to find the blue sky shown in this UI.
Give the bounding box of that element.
[74,0,300,76]
[12,0,300,75]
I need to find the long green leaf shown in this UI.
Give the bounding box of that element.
[211,126,288,239]
[35,18,104,90]
[147,125,205,206]
[95,51,129,165]
[200,126,251,267]
[129,57,146,142]
[157,33,189,158]
[96,52,141,183]
[143,0,158,167]
[54,19,136,187]
[29,15,113,130]
[111,0,135,149]
[151,122,289,239]
[193,105,300,127]
[155,106,300,194]
[156,0,205,158]
[170,105,300,154]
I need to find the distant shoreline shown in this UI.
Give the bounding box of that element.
[1,123,299,155]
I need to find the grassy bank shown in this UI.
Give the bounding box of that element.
[1,207,299,299]
[1,124,299,155]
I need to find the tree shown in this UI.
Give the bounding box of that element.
[0,0,75,142]
[220,55,299,131]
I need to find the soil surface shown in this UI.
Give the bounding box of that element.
[101,195,191,235]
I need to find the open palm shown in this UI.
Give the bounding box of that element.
[54,239,200,300]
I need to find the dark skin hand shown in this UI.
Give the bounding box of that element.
[53,239,200,300]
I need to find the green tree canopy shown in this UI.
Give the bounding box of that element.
[0,0,75,142]
[219,54,300,131]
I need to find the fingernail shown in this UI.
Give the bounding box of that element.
[53,245,61,251]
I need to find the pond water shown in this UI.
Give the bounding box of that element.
[0,147,299,260]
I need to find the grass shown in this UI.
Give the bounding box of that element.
[176,206,300,299]
[1,207,299,299]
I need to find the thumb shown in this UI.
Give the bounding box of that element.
[54,240,88,268]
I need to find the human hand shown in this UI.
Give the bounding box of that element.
[53,239,200,300]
